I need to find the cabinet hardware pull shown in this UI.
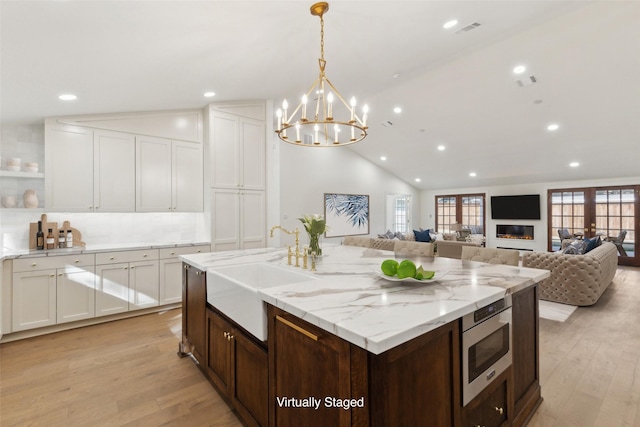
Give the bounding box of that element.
[276,315,318,341]
[143,254,147,257]
[223,332,229,338]
[58,273,63,276]
[50,274,55,277]
[110,257,115,260]
[32,263,37,267]
[171,252,175,255]
[495,407,504,415]
[229,334,234,341]
[124,267,128,270]
[131,266,135,269]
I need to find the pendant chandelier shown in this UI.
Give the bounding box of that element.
[275,2,368,147]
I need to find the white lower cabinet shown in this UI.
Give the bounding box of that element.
[57,266,96,324]
[12,270,57,331]
[8,245,208,335]
[95,249,160,316]
[158,245,210,305]
[95,263,131,317]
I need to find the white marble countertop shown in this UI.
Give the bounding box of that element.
[181,244,550,355]
[1,241,211,261]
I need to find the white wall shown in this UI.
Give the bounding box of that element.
[421,176,640,252]
[276,139,420,247]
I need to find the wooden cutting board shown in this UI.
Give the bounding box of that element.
[29,214,85,249]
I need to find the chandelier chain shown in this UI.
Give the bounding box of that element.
[319,14,325,63]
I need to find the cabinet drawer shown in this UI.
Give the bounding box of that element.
[96,249,159,265]
[464,373,508,427]
[159,245,210,259]
[13,254,95,272]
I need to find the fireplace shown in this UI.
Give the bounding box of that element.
[496,225,534,240]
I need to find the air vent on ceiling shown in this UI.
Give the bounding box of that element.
[515,75,537,87]
[380,120,394,128]
[455,22,481,34]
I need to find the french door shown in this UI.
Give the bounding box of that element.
[548,185,639,266]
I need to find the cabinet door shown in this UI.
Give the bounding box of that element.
[45,124,94,211]
[232,324,268,427]
[462,369,509,427]
[159,258,183,305]
[95,263,130,317]
[269,308,352,427]
[129,260,159,310]
[240,118,265,190]
[206,309,232,395]
[241,191,266,249]
[212,190,240,251]
[12,270,57,331]
[511,285,541,427]
[211,112,239,188]
[136,136,172,212]
[57,266,96,323]
[94,130,135,212]
[172,140,203,211]
[183,265,206,363]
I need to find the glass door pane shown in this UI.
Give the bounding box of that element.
[549,190,585,251]
[594,188,635,260]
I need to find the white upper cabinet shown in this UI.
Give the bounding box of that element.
[136,136,203,212]
[210,109,265,190]
[93,130,135,212]
[136,136,173,212]
[45,110,204,213]
[45,124,94,212]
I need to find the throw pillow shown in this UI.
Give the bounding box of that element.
[561,239,587,255]
[583,236,602,253]
[413,229,432,242]
[394,232,406,240]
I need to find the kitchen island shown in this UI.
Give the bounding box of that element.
[180,244,549,427]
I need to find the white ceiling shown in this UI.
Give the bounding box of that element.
[2,1,639,190]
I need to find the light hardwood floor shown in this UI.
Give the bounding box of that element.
[1,266,639,426]
[0,309,242,427]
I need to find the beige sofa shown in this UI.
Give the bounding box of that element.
[522,241,618,306]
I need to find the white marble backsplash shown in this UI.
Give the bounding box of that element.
[1,210,210,251]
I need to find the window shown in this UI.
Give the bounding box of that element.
[386,195,411,233]
[436,193,485,234]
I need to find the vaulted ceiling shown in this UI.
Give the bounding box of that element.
[2,1,638,190]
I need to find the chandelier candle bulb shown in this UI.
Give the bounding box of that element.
[282,100,289,124]
[301,95,308,121]
[334,124,339,143]
[350,97,356,122]
[351,125,355,141]
[327,92,334,120]
[296,123,301,142]
[314,124,320,144]
[276,109,282,131]
[362,105,369,127]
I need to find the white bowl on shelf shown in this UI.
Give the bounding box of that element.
[6,165,21,172]
[24,162,39,173]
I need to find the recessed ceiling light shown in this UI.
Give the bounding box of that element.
[393,107,402,114]
[58,94,77,101]
[469,172,477,177]
[443,19,458,29]
[380,156,387,161]
[415,178,421,183]
[204,91,216,97]
[437,145,446,151]
[513,65,526,74]
[569,162,580,168]
[547,123,559,131]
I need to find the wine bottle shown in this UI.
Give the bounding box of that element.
[36,221,44,250]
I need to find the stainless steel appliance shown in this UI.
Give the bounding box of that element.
[461,296,512,406]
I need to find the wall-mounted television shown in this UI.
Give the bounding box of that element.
[490,194,541,220]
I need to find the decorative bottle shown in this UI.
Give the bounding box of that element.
[66,230,73,248]
[58,230,66,248]
[46,228,55,250]
[36,221,44,250]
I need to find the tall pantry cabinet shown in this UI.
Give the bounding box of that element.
[209,103,266,251]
